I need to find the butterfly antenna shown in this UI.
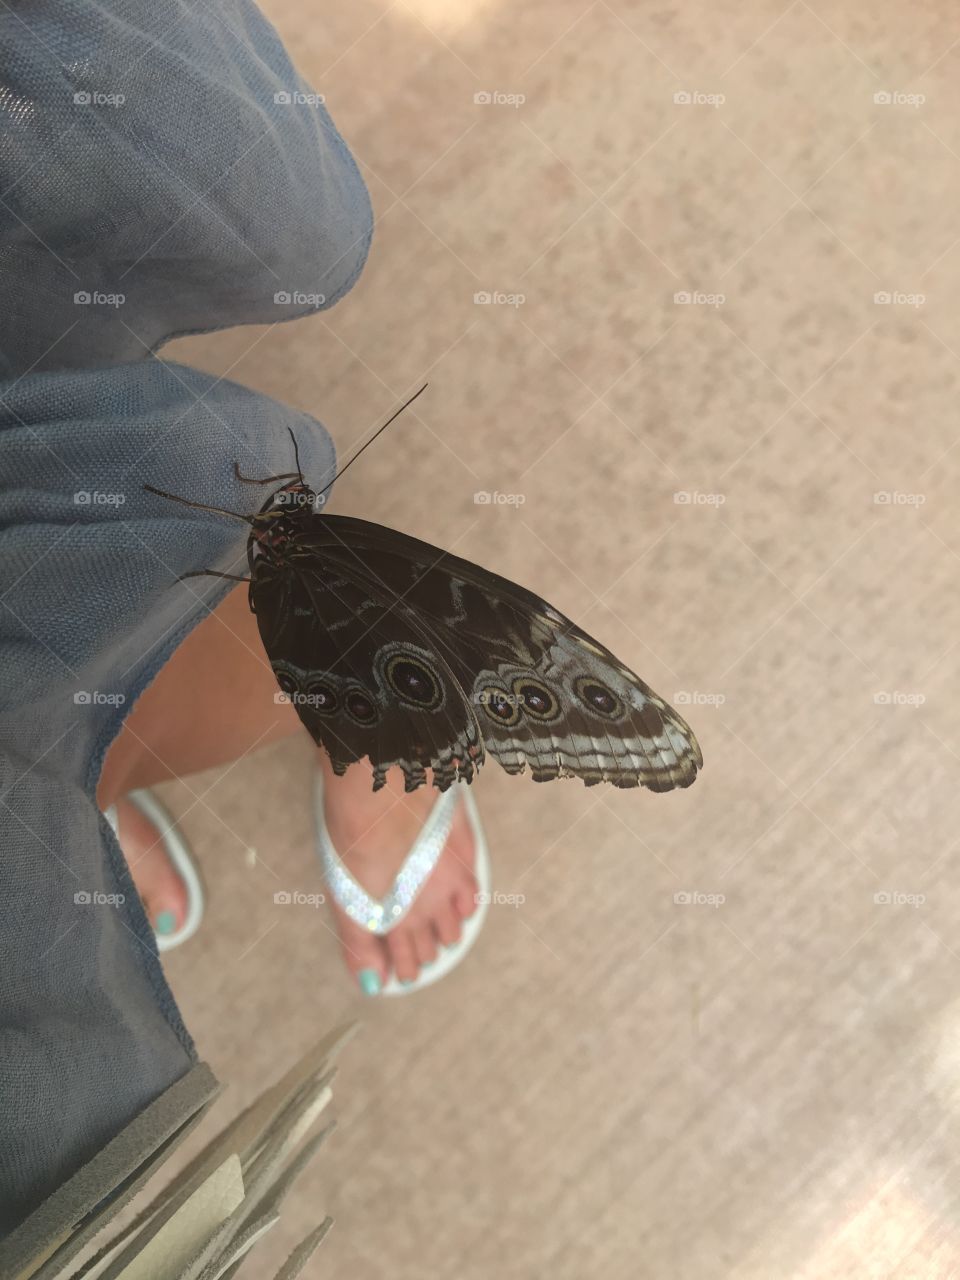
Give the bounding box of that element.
[286,427,305,485]
[315,383,428,500]
[143,483,253,525]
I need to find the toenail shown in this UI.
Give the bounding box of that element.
[154,910,177,936]
[399,978,416,987]
[358,968,381,996]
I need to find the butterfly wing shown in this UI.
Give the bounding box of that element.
[250,541,483,791]
[257,514,701,792]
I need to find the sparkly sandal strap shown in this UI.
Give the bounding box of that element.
[314,776,458,936]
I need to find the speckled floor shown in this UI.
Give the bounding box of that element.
[157,3,960,1276]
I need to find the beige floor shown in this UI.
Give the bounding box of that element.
[157,2,960,1276]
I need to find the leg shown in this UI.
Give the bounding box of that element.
[98,586,479,987]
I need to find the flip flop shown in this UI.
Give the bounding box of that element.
[314,772,490,996]
[104,788,206,951]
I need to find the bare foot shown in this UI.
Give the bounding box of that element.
[113,796,188,939]
[319,754,480,994]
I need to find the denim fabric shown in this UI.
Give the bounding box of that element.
[0,0,371,1233]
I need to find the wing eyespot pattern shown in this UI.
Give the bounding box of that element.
[573,675,626,721]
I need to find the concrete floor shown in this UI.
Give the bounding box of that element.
[158,2,960,1275]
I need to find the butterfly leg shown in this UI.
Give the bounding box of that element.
[233,461,300,485]
[178,570,251,583]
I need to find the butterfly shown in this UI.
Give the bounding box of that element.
[145,388,702,794]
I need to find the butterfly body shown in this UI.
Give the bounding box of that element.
[246,477,703,795]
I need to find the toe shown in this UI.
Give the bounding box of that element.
[414,926,439,969]
[387,930,420,985]
[337,918,389,997]
[454,880,480,921]
[435,903,463,949]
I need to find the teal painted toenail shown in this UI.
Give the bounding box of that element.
[358,969,381,996]
[155,911,177,936]
[400,978,416,987]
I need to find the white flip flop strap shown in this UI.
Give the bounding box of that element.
[318,785,458,936]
